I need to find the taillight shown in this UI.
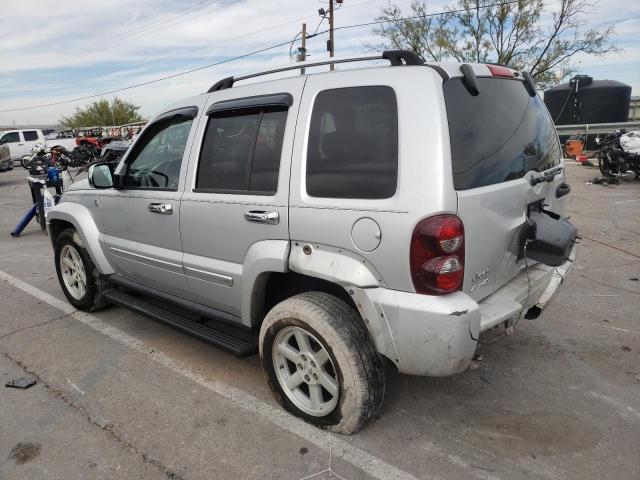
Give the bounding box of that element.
[410,214,465,295]
[487,64,515,78]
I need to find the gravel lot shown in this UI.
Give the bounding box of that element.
[0,163,638,480]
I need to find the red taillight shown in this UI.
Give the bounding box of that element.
[487,64,515,78]
[410,214,465,295]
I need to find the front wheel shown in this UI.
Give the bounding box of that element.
[54,228,108,311]
[21,156,31,169]
[259,292,385,434]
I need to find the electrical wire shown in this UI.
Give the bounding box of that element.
[0,0,522,113]
[0,40,292,113]
[553,79,576,123]
[35,0,223,69]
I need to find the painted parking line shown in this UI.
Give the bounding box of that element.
[0,270,424,480]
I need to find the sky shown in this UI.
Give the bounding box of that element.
[1,0,638,126]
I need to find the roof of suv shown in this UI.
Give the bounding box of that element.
[159,50,531,120]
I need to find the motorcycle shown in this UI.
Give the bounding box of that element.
[21,143,47,169]
[595,130,640,178]
[23,144,72,173]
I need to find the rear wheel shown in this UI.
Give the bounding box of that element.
[54,228,108,311]
[259,292,385,434]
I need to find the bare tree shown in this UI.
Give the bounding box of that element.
[374,0,616,88]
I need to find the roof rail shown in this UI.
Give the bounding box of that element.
[205,50,424,93]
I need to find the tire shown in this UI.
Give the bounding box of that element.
[54,228,109,311]
[259,292,385,434]
[21,156,31,169]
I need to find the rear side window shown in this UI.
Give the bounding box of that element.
[196,109,287,194]
[444,77,561,190]
[23,131,39,141]
[306,86,398,199]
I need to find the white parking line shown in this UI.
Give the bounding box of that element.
[0,270,423,480]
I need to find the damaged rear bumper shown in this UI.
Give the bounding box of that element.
[353,241,578,377]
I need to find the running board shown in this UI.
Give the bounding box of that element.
[103,290,257,358]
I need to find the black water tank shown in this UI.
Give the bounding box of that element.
[544,75,631,125]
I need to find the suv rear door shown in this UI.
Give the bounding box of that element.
[444,74,565,302]
[179,77,305,324]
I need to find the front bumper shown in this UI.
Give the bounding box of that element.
[353,242,578,377]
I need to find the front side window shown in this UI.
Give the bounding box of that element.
[0,132,20,144]
[124,116,193,190]
[196,109,287,194]
[306,86,398,199]
[23,131,39,141]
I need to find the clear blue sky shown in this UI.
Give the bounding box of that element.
[0,0,638,125]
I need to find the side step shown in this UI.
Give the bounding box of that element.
[104,290,258,358]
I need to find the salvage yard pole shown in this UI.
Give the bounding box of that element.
[329,0,334,70]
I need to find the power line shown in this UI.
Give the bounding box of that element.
[0,0,523,113]
[0,41,292,113]
[35,0,223,69]
[30,0,380,87]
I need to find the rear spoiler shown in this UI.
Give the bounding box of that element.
[459,63,537,97]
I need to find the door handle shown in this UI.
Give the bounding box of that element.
[148,203,173,214]
[244,210,279,225]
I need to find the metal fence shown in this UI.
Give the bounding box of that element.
[555,121,640,136]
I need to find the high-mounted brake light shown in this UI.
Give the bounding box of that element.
[487,64,515,78]
[410,215,465,295]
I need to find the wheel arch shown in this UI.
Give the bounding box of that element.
[48,202,114,275]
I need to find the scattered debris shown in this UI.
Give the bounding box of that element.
[621,346,631,352]
[299,447,308,455]
[473,353,484,362]
[5,377,36,389]
[588,175,620,186]
[630,277,639,282]
[634,374,640,383]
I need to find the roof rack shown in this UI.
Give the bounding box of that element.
[206,50,424,93]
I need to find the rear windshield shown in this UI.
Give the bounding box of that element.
[443,77,561,190]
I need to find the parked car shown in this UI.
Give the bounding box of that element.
[47,51,577,434]
[45,130,78,152]
[0,128,46,163]
[0,144,11,171]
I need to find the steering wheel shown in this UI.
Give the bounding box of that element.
[134,168,169,188]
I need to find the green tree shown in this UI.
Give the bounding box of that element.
[374,0,616,88]
[60,97,144,128]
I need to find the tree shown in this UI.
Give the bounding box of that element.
[60,97,144,128]
[374,0,616,88]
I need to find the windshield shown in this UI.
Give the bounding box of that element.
[443,77,561,190]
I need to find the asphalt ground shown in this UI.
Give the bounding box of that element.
[0,163,638,480]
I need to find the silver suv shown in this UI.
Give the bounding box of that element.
[48,51,577,434]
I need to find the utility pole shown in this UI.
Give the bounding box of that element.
[300,22,307,74]
[328,0,335,71]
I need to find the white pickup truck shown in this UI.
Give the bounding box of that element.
[0,129,46,162]
[45,130,79,151]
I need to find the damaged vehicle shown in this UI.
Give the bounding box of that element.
[47,51,577,434]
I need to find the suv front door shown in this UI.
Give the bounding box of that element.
[180,77,305,324]
[99,106,201,297]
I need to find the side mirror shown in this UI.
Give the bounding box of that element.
[88,164,113,189]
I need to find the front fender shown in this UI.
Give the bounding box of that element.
[47,202,114,275]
